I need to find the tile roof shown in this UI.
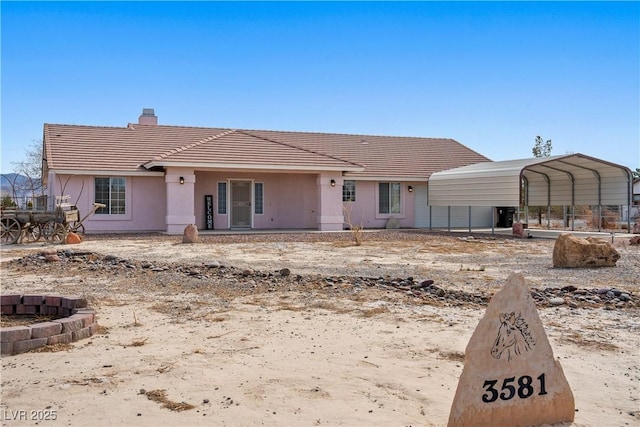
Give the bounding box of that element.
[43,122,490,179]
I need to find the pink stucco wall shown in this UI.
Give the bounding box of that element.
[194,171,321,230]
[47,173,166,233]
[47,171,419,233]
[342,180,417,229]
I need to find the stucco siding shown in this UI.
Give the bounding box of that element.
[194,172,319,230]
[342,181,416,229]
[47,174,166,233]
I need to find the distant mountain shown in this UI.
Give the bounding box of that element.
[1,173,32,197]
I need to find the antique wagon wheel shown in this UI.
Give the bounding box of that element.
[22,223,43,243]
[74,224,85,236]
[1,218,21,245]
[42,221,67,244]
[68,221,85,236]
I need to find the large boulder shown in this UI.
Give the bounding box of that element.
[182,224,199,243]
[447,272,575,427]
[552,233,619,268]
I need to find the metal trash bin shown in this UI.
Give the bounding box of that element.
[497,207,516,228]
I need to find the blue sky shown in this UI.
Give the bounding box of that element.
[2,1,639,173]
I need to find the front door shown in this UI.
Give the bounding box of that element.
[231,181,252,228]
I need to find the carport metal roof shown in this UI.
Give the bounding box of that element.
[428,153,633,208]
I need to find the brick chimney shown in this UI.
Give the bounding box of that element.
[138,108,157,125]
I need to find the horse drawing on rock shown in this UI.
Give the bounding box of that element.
[491,311,535,361]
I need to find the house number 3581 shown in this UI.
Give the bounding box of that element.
[482,374,547,403]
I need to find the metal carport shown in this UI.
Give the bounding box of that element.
[428,153,633,231]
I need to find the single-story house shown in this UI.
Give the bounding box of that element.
[42,109,634,234]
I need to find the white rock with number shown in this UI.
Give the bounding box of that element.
[447,271,575,427]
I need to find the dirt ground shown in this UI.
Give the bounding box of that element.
[0,230,638,427]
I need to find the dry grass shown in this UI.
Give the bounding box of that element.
[439,350,466,363]
[205,314,227,322]
[0,314,63,328]
[308,300,352,314]
[144,389,195,412]
[157,362,177,373]
[30,343,74,353]
[276,302,306,312]
[358,306,390,318]
[564,332,619,351]
[122,337,149,347]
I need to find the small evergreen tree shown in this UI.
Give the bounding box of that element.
[531,136,552,225]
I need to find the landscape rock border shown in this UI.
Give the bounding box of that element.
[0,294,98,356]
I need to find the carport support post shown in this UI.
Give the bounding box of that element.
[468,206,472,233]
[491,206,495,235]
[447,206,451,232]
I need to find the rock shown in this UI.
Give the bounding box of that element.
[182,224,199,243]
[630,236,640,245]
[385,217,400,229]
[549,297,565,306]
[447,272,575,427]
[65,232,82,244]
[619,293,631,302]
[633,219,640,234]
[279,268,291,277]
[552,233,620,268]
[44,254,60,262]
[512,222,526,238]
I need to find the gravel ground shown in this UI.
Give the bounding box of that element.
[1,230,639,427]
[2,230,638,311]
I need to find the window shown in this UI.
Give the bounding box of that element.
[342,180,356,202]
[217,182,227,214]
[379,182,401,214]
[95,177,126,215]
[254,182,264,214]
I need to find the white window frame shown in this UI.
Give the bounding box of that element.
[378,182,402,215]
[93,176,131,220]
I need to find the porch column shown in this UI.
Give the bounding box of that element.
[165,169,196,234]
[317,173,344,231]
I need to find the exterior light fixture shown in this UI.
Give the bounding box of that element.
[330,179,336,187]
[179,176,185,185]
[408,186,413,192]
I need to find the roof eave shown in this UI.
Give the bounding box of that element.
[343,174,429,182]
[143,160,364,173]
[48,169,165,176]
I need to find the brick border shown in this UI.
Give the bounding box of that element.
[1,294,98,356]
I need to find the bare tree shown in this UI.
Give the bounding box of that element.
[10,141,44,209]
[343,205,364,246]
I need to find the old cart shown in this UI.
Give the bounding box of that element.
[0,197,105,245]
